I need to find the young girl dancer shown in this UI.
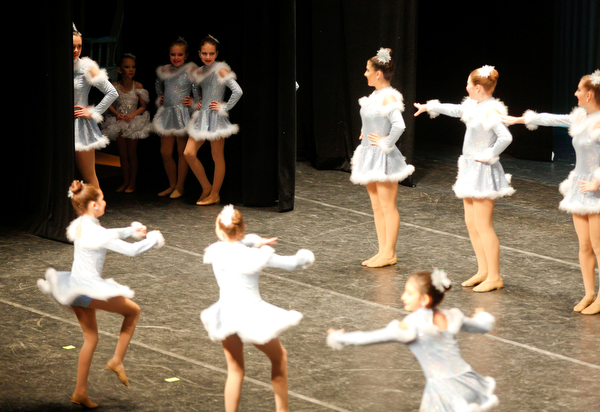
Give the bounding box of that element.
[351,48,414,268]
[185,35,243,206]
[327,269,499,412]
[37,180,164,408]
[153,38,197,198]
[201,205,314,412]
[73,24,118,188]
[503,70,600,314]
[414,66,513,292]
[102,53,153,193]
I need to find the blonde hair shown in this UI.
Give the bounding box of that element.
[581,72,600,106]
[216,207,246,241]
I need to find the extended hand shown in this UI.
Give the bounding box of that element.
[577,179,600,193]
[413,102,428,117]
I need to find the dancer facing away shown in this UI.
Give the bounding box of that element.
[351,48,414,268]
[185,35,243,206]
[38,181,164,408]
[201,205,315,412]
[102,53,153,193]
[153,37,197,198]
[327,269,499,412]
[414,66,514,292]
[503,69,600,315]
[72,24,118,188]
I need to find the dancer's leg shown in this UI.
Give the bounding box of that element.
[75,149,100,188]
[222,335,245,412]
[472,198,503,292]
[462,198,489,287]
[158,135,176,196]
[183,138,212,201]
[173,136,189,195]
[208,138,226,198]
[367,181,399,267]
[125,139,138,192]
[582,213,600,314]
[254,338,289,412]
[71,307,99,408]
[573,214,598,312]
[116,137,130,192]
[364,182,385,265]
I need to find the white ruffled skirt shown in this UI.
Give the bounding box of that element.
[350,144,414,185]
[452,155,515,199]
[558,171,600,215]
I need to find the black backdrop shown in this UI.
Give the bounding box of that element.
[8,0,599,242]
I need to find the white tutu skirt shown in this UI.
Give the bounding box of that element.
[187,109,239,141]
[350,144,414,185]
[74,117,110,151]
[558,171,600,215]
[201,299,303,344]
[152,105,190,136]
[37,268,134,307]
[452,155,515,199]
[102,112,153,140]
[421,373,499,412]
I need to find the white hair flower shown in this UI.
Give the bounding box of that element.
[376,48,391,64]
[590,69,600,86]
[478,65,495,78]
[431,268,451,293]
[219,204,235,226]
[67,181,84,199]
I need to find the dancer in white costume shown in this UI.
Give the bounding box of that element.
[351,48,414,268]
[102,53,153,193]
[503,69,600,314]
[72,24,118,188]
[414,66,513,292]
[185,35,243,206]
[38,181,164,408]
[201,205,314,412]
[328,270,499,412]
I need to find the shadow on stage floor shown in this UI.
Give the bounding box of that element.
[1,148,598,411]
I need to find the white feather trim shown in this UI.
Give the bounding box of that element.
[136,88,150,104]
[75,136,110,152]
[461,98,507,129]
[326,330,346,350]
[155,62,197,81]
[295,249,315,269]
[426,99,441,118]
[359,88,404,113]
[379,101,405,117]
[523,109,539,130]
[147,231,165,249]
[130,222,145,240]
[191,62,233,83]
[77,57,110,87]
[66,217,120,248]
[87,106,104,123]
[217,105,229,117]
[350,164,415,185]
[567,107,591,137]
[203,242,275,275]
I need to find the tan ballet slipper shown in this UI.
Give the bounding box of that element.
[580,297,600,315]
[462,273,487,287]
[106,359,129,386]
[158,187,175,197]
[366,255,397,268]
[473,278,504,293]
[196,195,220,206]
[573,295,596,312]
[169,188,185,199]
[71,393,98,409]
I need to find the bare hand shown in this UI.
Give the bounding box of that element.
[595,121,600,130]
[501,115,524,125]
[413,102,428,117]
[327,328,345,334]
[577,179,600,193]
[367,132,383,146]
[473,307,484,317]
[74,105,92,119]
[257,237,278,247]
[182,96,193,107]
[196,100,202,110]
[209,101,221,111]
[135,225,148,238]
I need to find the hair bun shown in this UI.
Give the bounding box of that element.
[69,180,84,196]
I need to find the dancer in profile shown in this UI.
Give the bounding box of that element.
[327,269,499,411]
[72,23,118,188]
[503,69,600,314]
[102,53,153,193]
[351,48,414,268]
[201,205,314,412]
[185,35,243,206]
[414,66,513,292]
[153,37,197,198]
[38,181,164,408]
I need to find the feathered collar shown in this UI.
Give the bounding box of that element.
[359,86,405,116]
[403,308,465,336]
[460,97,508,130]
[156,62,197,81]
[73,57,109,87]
[203,241,275,275]
[66,216,120,249]
[567,107,600,140]
[191,61,236,84]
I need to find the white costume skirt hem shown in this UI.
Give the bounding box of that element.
[74,117,110,151]
[187,110,239,141]
[152,105,190,137]
[421,372,498,412]
[558,171,600,215]
[350,144,414,185]
[452,155,515,200]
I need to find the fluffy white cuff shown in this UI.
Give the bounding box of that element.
[474,148,499,164]
[426,99,441,118]
[218,105,229,117]
[296,249,315,269]
[590,124,600,143]
[326,331,346,350]
[130,222,145,240]
[147,230,165,248]
[523,110,539,130]
[88,106,103,123]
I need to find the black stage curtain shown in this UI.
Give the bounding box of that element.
[296,0,417,186]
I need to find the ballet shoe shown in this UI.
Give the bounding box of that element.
[472,278,504,293]
[196,195,220,206]
[361,254,380,266]
[462,273,487,287]
[169,189,184,199]
[573,295,596,312]
[106,359,129,386]
[158,187,175,197]
[124,185,136,193]
[71,393,98,409]
[115,184,127,193]
[366,255,397,268]
[580,298,600,315]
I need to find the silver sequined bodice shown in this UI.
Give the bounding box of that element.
[156,64,194,107]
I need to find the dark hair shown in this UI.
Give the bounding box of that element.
[170,37,189,54]
[368,48,395,81]
[409,270,452,309]
[216,207,245,241]
[199,35,220,51]
[118,53,136,65]
[469,66,499,93]
[69,180,102,216]
[581,71,600,106]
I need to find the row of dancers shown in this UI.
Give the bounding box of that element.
[73,25,241,205]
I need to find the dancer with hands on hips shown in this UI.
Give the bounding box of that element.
[201,205,314,412]
[185,35,243,206]
[351,48,414,268]
[72,24,118,188]
[327,269,499,412]
[38,181,164,408]
[414,66,513,292]
[503,69,600,314]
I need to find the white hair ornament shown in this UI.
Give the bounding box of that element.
[478,65,495,78]
[431,268,451,293]
[219,204,235,226]
[590,69,600,86]
[376,48,391,64]
[67,181,84,199]
[208,34,220,44]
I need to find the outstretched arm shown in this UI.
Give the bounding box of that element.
[327,320,416,350]
[267,249,315,270]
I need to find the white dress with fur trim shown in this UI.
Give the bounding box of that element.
[37,216,164,306]
[524,108,600,214]
[328,308,499,412]
[73,57,118,151]
[350,87,414,185]
[101,84,153,140]
[427,97,514,199]
[201,235,314,344]
[153,62,197,136]
[187,62,243,141]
